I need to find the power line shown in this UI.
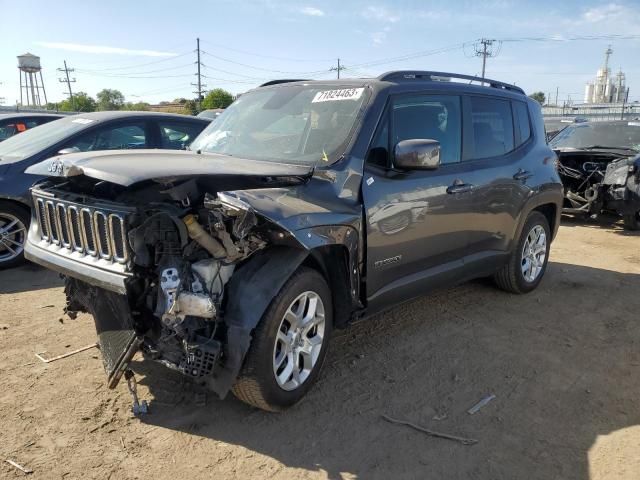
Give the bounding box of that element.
[200,50,329,75]
[79,51,193,72]
[75,63,194,76]
[57,60,76,108]
[199,39,334,63]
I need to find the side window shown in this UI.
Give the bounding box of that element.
[469,97,514,158]
[391,95,461,165]
[66,123,147,152]
[24,118,40,129]
[0,121,17,140]
[513,101,531,147]
[159,122,203,149]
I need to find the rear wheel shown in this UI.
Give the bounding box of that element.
[232,267,332,411]
[0,203,30,270]
[494,211,550,294]
[623,211,640,231]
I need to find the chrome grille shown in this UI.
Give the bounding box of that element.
[33,195,129,264]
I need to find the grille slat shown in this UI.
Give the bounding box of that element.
[32,194,129,264]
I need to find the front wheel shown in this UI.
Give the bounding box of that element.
[232,267,332,411]
[494,211,551,294]
[0,203,30,270]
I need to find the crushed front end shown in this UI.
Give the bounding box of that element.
[25,177,280,396]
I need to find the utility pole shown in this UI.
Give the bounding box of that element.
[621,87,629,120]
[555,87,559,107]
[473,39,500,82]
[329,58,346,79]
[57,60,76,110]
[192,38,206,111]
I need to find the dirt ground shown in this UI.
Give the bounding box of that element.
[1,215,639,480]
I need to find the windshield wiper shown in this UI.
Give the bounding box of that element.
[582,145,639,152]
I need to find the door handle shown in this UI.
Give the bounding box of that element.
[513,169,533,181]
[446,179,474,194]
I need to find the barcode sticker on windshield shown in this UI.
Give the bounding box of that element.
[71,118,95,125]
[312,88,364,103]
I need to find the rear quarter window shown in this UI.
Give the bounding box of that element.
[468,96,515,159]
[513,101,532,147]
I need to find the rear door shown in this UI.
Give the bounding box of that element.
[363,93,475,307]
[461,95,532,267]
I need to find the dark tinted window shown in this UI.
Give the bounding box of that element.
[159,122,203,149]
[367,117,389,167]
[0,120,19,141]
[66,123,147,151]
[469,97,514,158]
[391,95,461,164]
[513,101,531,146]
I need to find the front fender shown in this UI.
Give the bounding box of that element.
[209,246,308,398]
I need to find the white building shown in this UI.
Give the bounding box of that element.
[584,46,629,104]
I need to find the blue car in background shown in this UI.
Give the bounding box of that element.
[0,111,211,268]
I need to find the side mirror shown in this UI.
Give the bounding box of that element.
[394,139,440,170]
[57,147,80,155]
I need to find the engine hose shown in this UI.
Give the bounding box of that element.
[183,214,228,259]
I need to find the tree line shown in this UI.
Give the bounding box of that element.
[46,88,234,114]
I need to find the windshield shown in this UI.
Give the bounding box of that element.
[0,115,92,163]
[190,85,369,164]
[550,122,640,151]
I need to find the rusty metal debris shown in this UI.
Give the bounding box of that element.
[467,394,496,415]
[381,414,478,446]
[35,343,98,363]
[125,370,148,416]
[5,459,33,474]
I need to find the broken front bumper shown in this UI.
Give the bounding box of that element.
[25,238,130,294]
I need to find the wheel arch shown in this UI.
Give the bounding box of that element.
[0,197,31,214]
[512,193,562,249]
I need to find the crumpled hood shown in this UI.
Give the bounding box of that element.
[25,149,313,187]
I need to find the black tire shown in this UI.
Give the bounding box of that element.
[494,211,551,294]
[232,267,333,412]
[623,212,640,231]
[0,202,30,270]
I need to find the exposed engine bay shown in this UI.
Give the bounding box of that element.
[34,174,306,397]
[556,150,639,216]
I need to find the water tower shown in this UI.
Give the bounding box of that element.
[18,53,48,107]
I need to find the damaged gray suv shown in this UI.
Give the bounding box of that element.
[24,72,563,411]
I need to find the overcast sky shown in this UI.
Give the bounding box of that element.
[1,0,639,106]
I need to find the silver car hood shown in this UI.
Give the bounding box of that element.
[25,149,313,187]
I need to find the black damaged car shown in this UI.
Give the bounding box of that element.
[23,72,563,412]
[550,120,640,229]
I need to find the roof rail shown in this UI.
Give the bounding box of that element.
[377,71,525,95]
[259,79,309,87]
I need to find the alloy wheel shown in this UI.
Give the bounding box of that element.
[273,291,326,391]
[0,213,27,264]
[521,224,547,283]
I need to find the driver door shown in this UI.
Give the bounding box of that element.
[363,94,474,310]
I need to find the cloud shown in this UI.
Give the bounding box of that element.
[371,26,391,46]
[565,3,640,36]
[34,41,178,57]
[300,6,325,16]
[363,5,400,23]
[582,3,625,22]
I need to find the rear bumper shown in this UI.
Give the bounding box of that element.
[25,238,130,294]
